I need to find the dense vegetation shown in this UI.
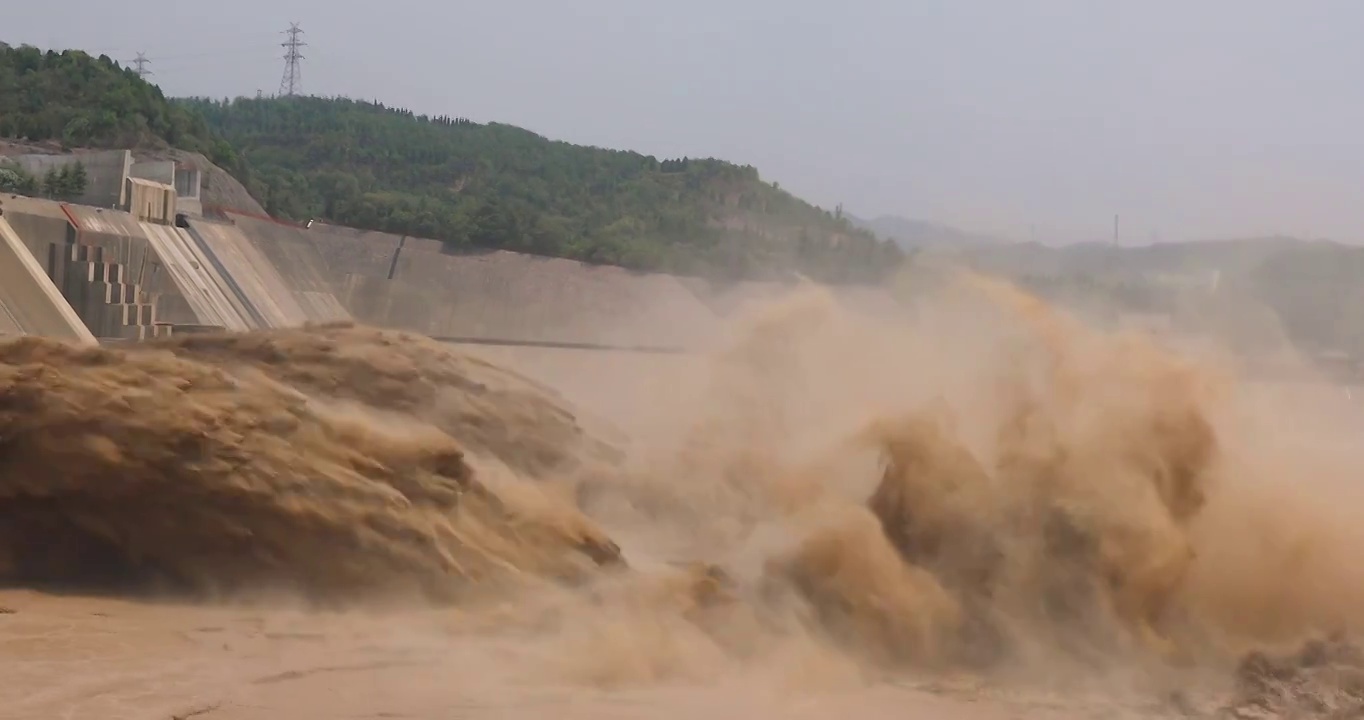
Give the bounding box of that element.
[0,41,899,280]
[0,43,245,174]
[0,160,88,199]
[183,96,901,281]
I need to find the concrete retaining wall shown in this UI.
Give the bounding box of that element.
[306,222,402,279]
[129,159,175,185]
[677,278,792,317]
[10,150,131,208]
[0,194,74,276]
[227,214,341,293]
[126,177,176,224]
[345,245,718,347]
[141,222,252,331]
[185,219,309,328]
[268,221,724,347]
[0,215,96,344]
[218,213,350,324]
[59,242,169,340]
[64,204,152,282]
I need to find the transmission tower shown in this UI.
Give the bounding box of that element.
[131,52,152,80]
[278,22,306,97]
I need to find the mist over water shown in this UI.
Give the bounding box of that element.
[5,273,1364,717]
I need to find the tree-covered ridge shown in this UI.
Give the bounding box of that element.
[184,96,901,281]
[0,43,244,173]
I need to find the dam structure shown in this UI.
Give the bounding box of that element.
[0,148,901,351]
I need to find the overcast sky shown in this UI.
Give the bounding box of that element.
[9,0,1364,244]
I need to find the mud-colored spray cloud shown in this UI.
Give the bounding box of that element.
[5,276,1364,714]
[573,273,1364,683]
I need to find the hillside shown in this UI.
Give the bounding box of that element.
[182,96,902,281]
[0,43,246,178]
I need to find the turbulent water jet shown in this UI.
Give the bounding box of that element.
[8,275,1364,718]
[0,330,622,600]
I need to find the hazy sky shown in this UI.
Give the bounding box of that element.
[9,0,1364,243]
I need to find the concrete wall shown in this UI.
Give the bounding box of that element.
[305,222,401,280]
[0,215,95,344]
[10,150,131,208]
[63,205,152,283]
[289,220,722,347]
[129,159,175,185]
[269,220,723,348]
[58,242,165,340]
[125,177,176,224]
[0,194,74,275]
[174,167,200,200]
[218,213,350,324]
[677,278,791,317]
[62,204,197,336]
[174,165,203,216]
[131,158,202,216]
[184,219,309,328]
[140,222,252,330]
[0,191,887,349]
[9,152,203,218]
[339,273,436,334]
[0,197,211,339]
[391,248,720,347]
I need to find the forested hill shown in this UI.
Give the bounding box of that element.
[183,96,901,281]
[0,41,900,281]
[0,43,244,175]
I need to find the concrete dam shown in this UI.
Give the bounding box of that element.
[0,150,899,350]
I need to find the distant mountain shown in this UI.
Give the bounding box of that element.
[952,236,1306,280]
[936,235,1364,360]
[849,214,1006,250]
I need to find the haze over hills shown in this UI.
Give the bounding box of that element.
[848,213,1008,250]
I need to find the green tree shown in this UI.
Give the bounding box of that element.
[40,167,61,198]
[0,163,38,195]
[66,161,88,196]
[0,44,246,177]
[0,41,905,281]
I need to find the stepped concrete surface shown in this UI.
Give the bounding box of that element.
[3,198,228,338]
[3,196,169,340]
[60,241,168,341]
[0,215,97,344]
[63,204,152,281]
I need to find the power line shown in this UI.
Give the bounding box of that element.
[131,51,151,80]
[153,45,281,63]
[277,22,306,97]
